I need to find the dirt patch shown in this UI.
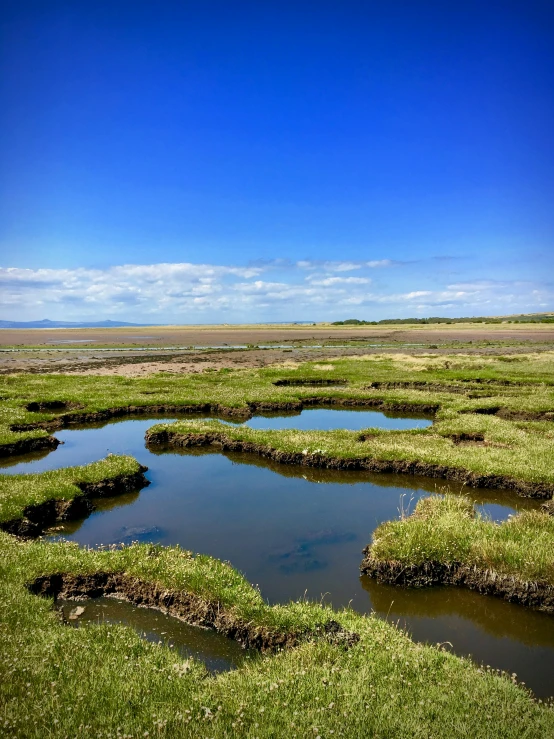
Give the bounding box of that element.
[26,400,84,412]
[145,429,554,498]
[464,407,554,421]
[0,434,60,458]
[447,433,511,449]
[366,381,468,394]
[28,572,359,653]
[273,378,348,387]
[0,467,149,538]
[360,552,554,614]
[542,499,554,515]
[450,433,485,444]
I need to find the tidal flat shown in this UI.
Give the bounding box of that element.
[1,328,554,737]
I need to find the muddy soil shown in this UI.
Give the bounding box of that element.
[28,572,358,652]
[360,552,554,613]
[145,429,554,498]
[1,468,149,538]
[1,324,552,376]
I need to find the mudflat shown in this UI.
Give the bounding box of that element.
[1,322,552,377]
[1,322,554,347]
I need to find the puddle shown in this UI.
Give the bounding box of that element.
[57,596,254,673]
[238,407,433,431]
[1,416,552,696]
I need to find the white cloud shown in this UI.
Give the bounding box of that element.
[306,276,371,286]
[0,263,551,322]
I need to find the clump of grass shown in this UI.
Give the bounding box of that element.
[0,455,143,524]
[370,495,554,584]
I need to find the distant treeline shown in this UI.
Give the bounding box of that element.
[332,315,554,325]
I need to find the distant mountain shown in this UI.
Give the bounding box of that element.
[0,319,157,329]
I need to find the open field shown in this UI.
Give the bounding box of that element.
[1,337,553,736]
[1,322,553,376]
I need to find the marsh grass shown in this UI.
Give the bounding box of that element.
[1,350,554,735]
[1,531,554,738]
[370,495,554,584]
[0,456,142,524]
[148,415,554,485]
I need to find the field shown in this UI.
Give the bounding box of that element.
[1,323,553,737]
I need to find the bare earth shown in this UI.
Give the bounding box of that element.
[1,323,552,376]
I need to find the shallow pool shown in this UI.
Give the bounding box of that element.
[2,416,552,697]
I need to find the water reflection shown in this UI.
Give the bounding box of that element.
[57,597,255,673]
[1,416,552,697]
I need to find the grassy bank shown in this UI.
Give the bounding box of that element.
[1,353,553,491]
[362,496,554,605]
[1,531,554,738]
[0,456,147,535]
[145,416,554,492]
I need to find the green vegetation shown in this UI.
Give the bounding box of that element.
[1,347,553,735]
[369,495,554,585]
[1,530,553,737]
[0,456,142,524]
[146,413,554,488]
[332,314,554,324]
[1,352,553,486]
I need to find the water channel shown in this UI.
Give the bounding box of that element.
[57,596,255,673]
[2,409,553,696]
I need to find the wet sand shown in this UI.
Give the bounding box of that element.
[1,323,552,376]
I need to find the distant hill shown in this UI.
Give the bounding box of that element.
[0,319,157,329]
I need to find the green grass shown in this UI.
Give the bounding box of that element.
[1,353,553,482]
[147,414,554,486]
[1,349,554,735]
[370,495,554,584]
[0,456,143,524]
[1,531,553,738]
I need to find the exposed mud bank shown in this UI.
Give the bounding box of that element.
[465,407,554,421]
[542,499,554,515]
[0,468,149,538]
[0,434,60,458]
[26,400,84,412]
[360,551,554,614]
[28,572,359,653]
[145,429,554,498]
[367,381,468,394]
[9,404,253,434]
[273,378,348,386]
[299,396,439,414]
[7,396,437,437]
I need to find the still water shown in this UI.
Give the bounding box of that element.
[2,413,552,696]
[57,596,255,673]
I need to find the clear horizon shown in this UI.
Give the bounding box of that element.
[1,2,553,322]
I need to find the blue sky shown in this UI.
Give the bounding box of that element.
[1,1,553,322]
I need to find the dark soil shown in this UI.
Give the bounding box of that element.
[7,397,437,437]
[462,407,554,421]
[360,551,554,613]
[145,429,554,498]
[0,468,149,538]
[0,434,60,458]
[366,381,468,394]
[28,572,359,653]
[273,379,348,386]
